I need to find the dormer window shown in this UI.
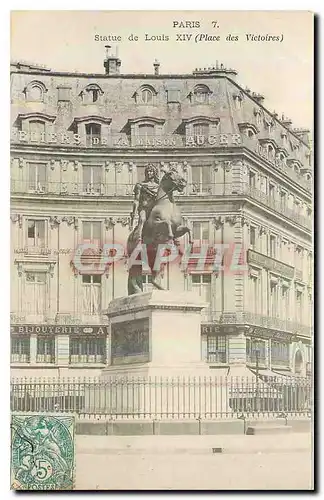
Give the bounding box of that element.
[29,120,45,136]
[133,85,157,105]
[85,123,101,146]
[254,108,262,126]
[193,123,209,139]
[193,85,211,104]
[233,92,244,110]
[139,123,155,140]
[80,84,104,104]
[123,117,165,147]
[24,81,47,102]
[238,123,258,139]
[141,88,153,104]
[268,143,275,161]
[68,116,111,147]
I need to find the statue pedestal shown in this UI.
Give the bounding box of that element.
[102,290,209,378]
[84,291,229,417]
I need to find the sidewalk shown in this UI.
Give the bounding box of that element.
[76,432,312,455]
[75,433,313,490]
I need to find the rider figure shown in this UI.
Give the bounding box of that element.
[129,163,160,239]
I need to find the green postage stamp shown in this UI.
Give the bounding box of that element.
[10,413,75,491]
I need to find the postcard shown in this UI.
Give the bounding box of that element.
[10,10,313,490]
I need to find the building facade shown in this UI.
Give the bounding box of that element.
[10,51,313,379]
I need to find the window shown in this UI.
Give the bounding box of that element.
[280,190,287,211]
[191,274,212,319]
[192,221,209,241]
[29,120,45,138]
[281,285,290,319]
[25,272,47,315]
[269,235,276,258]
[142,274,153,292]
[37,337,55,363]
[11,337,30,363]
[82,221,102,246]
[246,128,255,138]
[193,85,210,103]
[246,338,266,364]
[250,227,256,250]
[28,163,47,192]
[138,124,155,141]
[82,274,101,314]
[85,123,101,146]
[255,111,262,126]
[136,165,146,183]
[267,144,275,161]
[207,336,227,363]
[271,341,289,368]
[191,166,211,193]
[141,88,153,104]
[82,165,103,195]
[25,82,45,102]
[193,123,209,139]
[81,84,103,104]
[270,281,278,317]
[268,183,275,202]
[249,273,259,313]
[296,290,303,324]
[233,95,243,110]
[70,337,106,363]
[249,171,256,189]
[27,220,46,248]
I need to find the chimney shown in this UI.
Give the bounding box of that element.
[293,127,310,144]
[153,59,160,75]
[104,45,121,75]
[280,114,293,129]
[253,93,265,105]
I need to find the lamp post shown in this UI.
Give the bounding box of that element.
[255,346,260,413]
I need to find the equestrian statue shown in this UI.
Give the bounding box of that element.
[127,163,192,295]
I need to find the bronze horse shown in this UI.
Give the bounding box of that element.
[127,167,192,294]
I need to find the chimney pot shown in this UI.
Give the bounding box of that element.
[153,59,160,75]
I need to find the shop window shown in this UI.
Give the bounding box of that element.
[207,336,227,363]
[271,341,289,368]
[37,337,55,363]
[246,338,266,364]
[11,337,30,363]
[69,337,106,363]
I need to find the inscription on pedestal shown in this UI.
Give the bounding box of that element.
[111,318,150,365]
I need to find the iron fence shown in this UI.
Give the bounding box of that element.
[10,376,312,420]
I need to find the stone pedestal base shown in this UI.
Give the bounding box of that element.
[85,291,229,416]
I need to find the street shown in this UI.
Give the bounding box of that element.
[75,433,313,490]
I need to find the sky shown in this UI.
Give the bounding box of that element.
[10,10,313,130]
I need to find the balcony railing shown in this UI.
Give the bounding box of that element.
[10,312,109,325]
[203,311,312,338]
[11,179,311,230]
[242,184,312,229]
